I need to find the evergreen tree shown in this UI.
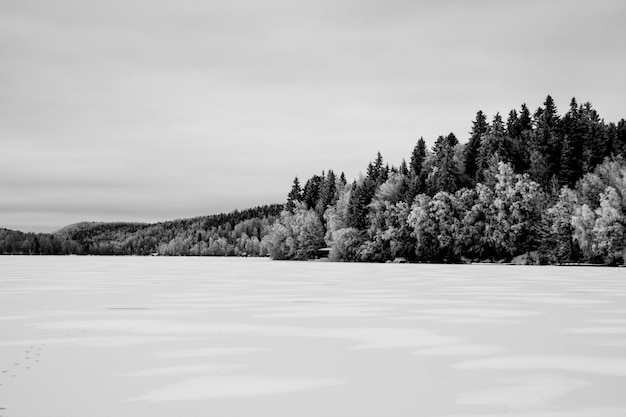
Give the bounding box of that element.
[464,111,489,183]
[368,151,388,185]
[558,98,585,186]
[302,175,324,209]
[477,113,507,178]
[518,103,532,131]
[580,102,610,172]
[506,108,529,173]
[612,119,626,157]
[409,138,427,177]
[339,172,347,187]
[399,159,409,176]
[346,180,375,230]
[530,95,561,185]
[407,138,427,201]
[429,133,461,194]
[286,176,303,211]
[506,109,520,138]
[316,169,337,214]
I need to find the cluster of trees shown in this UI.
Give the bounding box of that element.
[0,228,82,255]
[0,205,282,256]
[3,95,624,264]
[264,96,626,265]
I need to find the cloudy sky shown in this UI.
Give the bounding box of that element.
[2,0,625,232]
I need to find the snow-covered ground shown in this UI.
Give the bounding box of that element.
[0,256,625,417]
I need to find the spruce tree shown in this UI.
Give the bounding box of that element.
[406,138,427,202]
[430,133,461,194]
[347,182,369,230]
[399,159,409,176]
[286,177,303,211]
[506,109,520,138]
[528,95,561,186]
[558,98,585,186]
[409,138,427,177]
[464,111,489,183]
[519,103,532,131]
[373,152,387,184]
[610,119,626,157]
[316,169,337,212]
[302,175,323,209]
[477,113,507,177]
[339,172,347,187]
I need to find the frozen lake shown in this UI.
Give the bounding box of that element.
[0,257,625,417]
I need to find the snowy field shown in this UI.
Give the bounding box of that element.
[0,257,625,417]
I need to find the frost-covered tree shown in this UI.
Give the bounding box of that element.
[571,204,597,262]
[491,162,546,258]
[542,187,579,263]
[328,227,363,262]
[261,203,325,260]
[593,187,625,264]
[408,192,461,262]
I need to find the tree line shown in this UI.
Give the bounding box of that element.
[263,96,626,265]
[2,95,625,264]
[0,204,282,256]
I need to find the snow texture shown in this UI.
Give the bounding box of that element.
[0,257,625,417]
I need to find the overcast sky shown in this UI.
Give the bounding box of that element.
[2,0,625,232]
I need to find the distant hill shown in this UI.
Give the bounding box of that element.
[0,204,283,256]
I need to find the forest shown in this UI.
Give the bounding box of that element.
[2,96,625,264]
[0,205,282,257]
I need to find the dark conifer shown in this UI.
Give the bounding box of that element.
[430,133,461,194]
[506,109,520,138]
[316,170,337,212]
[528,95,561,186]
[347,181,373,230]
[303,175,323,209]
[339,172,347,187]
[286,176,303,211]
[464,111,488,183]
[409,138,426,178]
[399,159,409,176]
[611,119,626,157]
[558,98,585,186]
[519,104,532,131]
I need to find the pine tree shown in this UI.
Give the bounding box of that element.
[506,109,520,138]
[464,111,489,183]
[399,159,409,176]
[475,113,510,182]
[410,138,427,178]
[613,119,626,157]
[507,107,530,173]
[372,152,388,184]
[559,98,585,186]
[430,133,461,194]
[346,181,370,230]
[339,172,347,187]
[580,102,610,172]
[302,175,323,209]
[519,103,532,131]
[316,169,337,213]
[533,95,562,184]
[286,177,303,211]
[406,138,427,202]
